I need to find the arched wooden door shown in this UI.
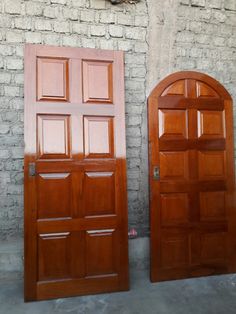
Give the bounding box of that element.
[148,71,236,282]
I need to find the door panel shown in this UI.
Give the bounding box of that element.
[161,233,189,268]
[200,191,226,221]
[160,152,189,180]
[161,193,189,225]
[86,229,117,276]
[196,81,218,98]
[200,232,226,262]
[82,60,113,103]
[24,44,129,301]
[37,114,71,159]
[198,110,225,138]
[198,151,225,180]
[37,57,69,101]
[159,109,188,139]
[83,116,114,158]
[161,80,186,96]
[148,71,236,282]
[38,232,71,280]
[37,173,72,219]
[83,172,115,216]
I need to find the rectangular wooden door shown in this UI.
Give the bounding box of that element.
[148,72,236,282]
[24,44,129,301]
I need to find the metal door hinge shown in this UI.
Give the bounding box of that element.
[153,166,160,181]
[28,162,36,177]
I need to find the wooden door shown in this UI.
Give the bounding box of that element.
[24,44,129,301]
[148,71,236,282]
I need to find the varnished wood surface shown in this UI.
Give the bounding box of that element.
[24,44,129,301]
[148,71,236,282]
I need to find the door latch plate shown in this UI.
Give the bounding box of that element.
[28,163,36,177]
[153,166,160,180]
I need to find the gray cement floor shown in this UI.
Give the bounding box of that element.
[1,270,236,314]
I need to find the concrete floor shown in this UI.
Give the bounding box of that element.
[1,270,236,314]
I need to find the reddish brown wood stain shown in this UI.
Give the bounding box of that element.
[24,44,129,301]
[148,71,236,282]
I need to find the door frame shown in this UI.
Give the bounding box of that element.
[148,71,236,282]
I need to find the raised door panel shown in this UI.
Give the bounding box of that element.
[198,110,225,139]
[82,60,113,103]
[159,109,188,139]
[38,232,71,281]
[198,151,225,180]
[196,81,219,98]
[160,152,189,180]
[161,233,189,268]
[84,116,114,158]
[37,173,71,219]
[37,57,69,101]
[200,191,226,221]
[86,229,117,276]
[161,80,186,96]
[161,193,189,225]
[37,115,71,159]
[83,172,115,216]
[201,232,226,262]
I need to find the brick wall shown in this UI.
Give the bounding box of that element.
[0,0,235,242]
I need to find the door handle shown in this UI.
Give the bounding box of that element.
[153,166,160,180]
[28,162,36,177]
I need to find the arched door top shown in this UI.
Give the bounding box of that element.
[148,70,235,282]
[149,71,232,101]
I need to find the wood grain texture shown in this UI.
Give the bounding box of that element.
[24,44,129,301]
[148,71,235,282]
